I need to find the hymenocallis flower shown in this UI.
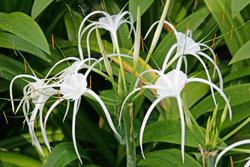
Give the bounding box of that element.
[119,56,232,162]
[214,139,250,167]
[78,10,135,59]
[161,28,223,106]
[42,60,121,164]
[10,73,58,157]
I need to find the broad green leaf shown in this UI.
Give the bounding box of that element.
[0,32,51,62]
[204,0,249,56]
[0,12,7,18]
[151,6,210,68]
[0,12,50,55]
[0,129,63,150]
[137,149,202,167]
[135,120,204,148]
[42,142,91,167]
[31,0,53,19]
[129,0,154,21]
[232,0,250,18]
[191,83,250,119]
[229,40,250,64]
[64,13,82,41]
[105,0,133,50]
[0,151,42,167]
[223,66,250,83]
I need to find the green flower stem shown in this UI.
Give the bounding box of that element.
[115,41,127,94]
[206,155,215,167]
[123,104,136,167]
[218,116,250,144]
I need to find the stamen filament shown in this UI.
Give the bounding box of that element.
[52,34,55,49]
[3,111,9,125]
[24,60,27,73]
[78,5,86,16]
[212,33,216,48]
[173,22,175,38]
[230,25,233,40]
[105,40,107,54]
[90,76,92,90]
[0,67,3,75]
[12,41,17,56]
[223,10,225,25]
[65,4,72,16]
[30,84,36,96]
[230,156,233,167]
[141,36,144,52]
[22,120,26,131]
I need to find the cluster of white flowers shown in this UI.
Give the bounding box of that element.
[11,7,248,166]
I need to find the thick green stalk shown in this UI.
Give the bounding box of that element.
[123,104,136,167]
[206,156,215,167]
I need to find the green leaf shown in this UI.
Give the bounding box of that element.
[191,83,250,119]
[136,120,204,148]
[31,0,53,19]
[42,142,92,167]
[223,66,250,83]
[64,13,82,41]
[0,151,42,167]
[0,12,50,55]
[204,0,249,56]
[229,40,250,64]
[129,0,154,21]
[151,6,210,68]
[0,32,51,62]
[232,0,250,18]
[137,149,202,167]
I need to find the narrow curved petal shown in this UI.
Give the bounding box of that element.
[10,74,39,112]
[176,95,185,162]
[244,158,250,167]
[63,100,70,122]
[162,43,178,71]
[214,140,250,167]
[72,99,83,164]
[140,95,169,159]
[187,78,232,120]
[86,89,121,138]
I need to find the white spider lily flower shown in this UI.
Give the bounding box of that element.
[78,10,135,59]
[161,29,223,107]
[119,57,232,162]
[214,140,250,167]
[42,61,121,164]
[10,74,57,157]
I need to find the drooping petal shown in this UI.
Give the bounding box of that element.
[86,89,121,138]
[187,78,232,120]
[140,95,169,159]
[214,139,250,167]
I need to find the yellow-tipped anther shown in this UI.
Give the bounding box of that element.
[213,53,217,72]
[141,36,144,52]
[52,34,55,49]
[185,22,188,39]
[194,0,197,10]
[90,76,92,90]
[173,22,175,38]
[140,82,143,98]
[0,67,3,75]
[223,10,225,25]
[211,33,216,48]
[24,60,27,73]
[57,90,61,104]
[3,111,8,125]
[12,41,17,56]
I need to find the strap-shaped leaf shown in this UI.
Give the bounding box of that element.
[42,142,92,167]
[129,0,154,21]
[0,12,50,55]
[0,32,51,62]
[137,149,202,167]
[232,0,250,18]
[31,0,53,19]
[229,40,250,64]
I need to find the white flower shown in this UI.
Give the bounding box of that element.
[42,62,121,164]
[214,140,250,167]
[78,10,135,59]
[119,57,232,162]
[10,74,57,157]
[162,28,223,106]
